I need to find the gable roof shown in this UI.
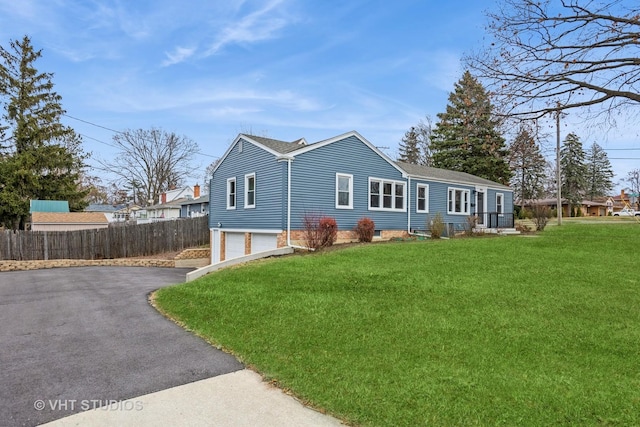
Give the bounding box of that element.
[30,200,70,213]
[31,212,108,224]
[397,161,511,190]
[85,203,125,213]
[180,194,209,206]
[147,197,191,210]
[248,135,306,154]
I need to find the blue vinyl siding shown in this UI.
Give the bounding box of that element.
[409,179,476,231]
[210,138,285,229]
[290,135,407,230]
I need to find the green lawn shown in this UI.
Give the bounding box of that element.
[154,223,640,426]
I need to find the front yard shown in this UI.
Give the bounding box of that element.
[155,223,640,426]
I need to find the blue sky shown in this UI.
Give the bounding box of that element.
[0,0,637,190]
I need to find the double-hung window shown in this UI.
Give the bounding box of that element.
[227,177,236,209]
[416,184,429,213]
[447,187,470,215]
[496,193,504,216]
[245,173,256,208]
[369,178,405,211]
[336,173,353,209]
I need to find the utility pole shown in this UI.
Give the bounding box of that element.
[556,105,562,226]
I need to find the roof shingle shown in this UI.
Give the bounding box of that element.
[31,212,108,224]
[396,161,510,189]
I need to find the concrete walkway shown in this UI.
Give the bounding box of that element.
[39,370,344,427]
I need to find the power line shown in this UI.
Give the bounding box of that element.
[64,113,220,159]
[64,113,125,135]
[80,133,117,149]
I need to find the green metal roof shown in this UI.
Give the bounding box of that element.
[29,200,70,213]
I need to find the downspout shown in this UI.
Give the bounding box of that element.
[407,176,411,234]
[285,157,314,250]
[287,157,292,246]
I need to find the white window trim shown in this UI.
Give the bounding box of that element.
[226,177,236,210]
[368,177,406,212]
[416,183,429,213]
[244,173,256,209]
[335,173,353,209]
[496,192,504,216]
[447,187,470,215]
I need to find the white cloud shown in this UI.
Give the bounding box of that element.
[423,50,464,92]
[205,0,290,56]
[162,46,196,66]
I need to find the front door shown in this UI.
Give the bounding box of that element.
[476,190,485,225]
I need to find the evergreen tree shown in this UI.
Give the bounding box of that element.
[585,143,614,201]
[508,127,547,203]
[0,36,87,229]
[430,71,511,185]
[560,133,587,211]
[399,117,434,166]
[398,127,421,164]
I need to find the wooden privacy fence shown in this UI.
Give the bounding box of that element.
[0,216,210,261]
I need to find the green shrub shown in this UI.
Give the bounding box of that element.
[354,217,375,242]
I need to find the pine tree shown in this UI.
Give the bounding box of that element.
[399,117,434,166]
[508,127,547,203]
[584,143,614,201]
[430,71,511,184]
[0,36,87,229]
[398,127,421,164]
[560,133,587,211]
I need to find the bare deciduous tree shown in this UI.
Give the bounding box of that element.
[98,128,199,205]
[466,0,640,122]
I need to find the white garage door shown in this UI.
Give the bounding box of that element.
[225,232,245,260]
[251,233,278,254]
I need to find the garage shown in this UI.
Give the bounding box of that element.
[225,232,246,260]
[251,233,278,254]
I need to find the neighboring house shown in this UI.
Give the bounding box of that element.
[140,185,199,222]
[144,198,189,221]
[522,198,609,217]
[31,212,108,231]
[181,194,209,218]
[209,131,514,263]
[610,189,638,213]
[161,185,195,204]
[85,203,124,222]
[113,204,142,222]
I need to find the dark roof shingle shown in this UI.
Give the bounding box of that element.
[396,161,510,189]
[243,135,305,154]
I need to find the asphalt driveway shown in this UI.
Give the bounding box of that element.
[0,267,243,427]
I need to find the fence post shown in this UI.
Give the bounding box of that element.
[43,232,48,260]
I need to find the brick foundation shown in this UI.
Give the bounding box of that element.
[280,229,409,247]
[245,232,252,255]
[220,232,226,262]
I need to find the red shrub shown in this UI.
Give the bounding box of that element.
[302,214,337,250]
[354,217,375,242]
[318,216,337,248]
